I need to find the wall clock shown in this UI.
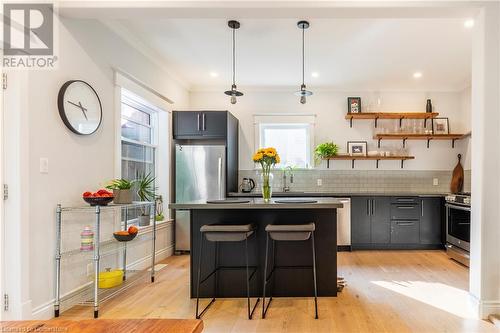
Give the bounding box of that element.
[57,80,102,135]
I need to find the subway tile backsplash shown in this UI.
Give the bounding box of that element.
[238,169,472,194]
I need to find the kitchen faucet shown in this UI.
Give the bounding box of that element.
[282,166,294,192]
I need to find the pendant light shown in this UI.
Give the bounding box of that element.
[295,20,313,104]
[224,20,243,104]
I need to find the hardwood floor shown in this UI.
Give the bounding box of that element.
[60,251,498,333]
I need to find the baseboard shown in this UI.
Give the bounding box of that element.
[470,294,500,319]
[337,245,352,252]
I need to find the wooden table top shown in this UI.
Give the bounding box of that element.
[0,319,204,333]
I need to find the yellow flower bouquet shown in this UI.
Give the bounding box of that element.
[253,147,280,202]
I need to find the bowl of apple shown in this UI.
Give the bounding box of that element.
[113,226,139,242]
[83,190,114,206]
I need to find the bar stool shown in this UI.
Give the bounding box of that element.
[262,223,318,319]
[196,223,260,319]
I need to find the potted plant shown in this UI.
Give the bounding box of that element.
[314,142,339,164]
[136,173,157,226]
[106,179,134,204]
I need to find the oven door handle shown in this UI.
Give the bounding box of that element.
[445,203,471,212]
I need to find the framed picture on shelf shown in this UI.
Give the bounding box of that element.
[347,141,368,156]
[347,97,362,113]
[432,117,450,134]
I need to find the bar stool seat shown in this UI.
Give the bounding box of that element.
[201,224,255,242]
[196,223,260,320]
[265,223,315,241]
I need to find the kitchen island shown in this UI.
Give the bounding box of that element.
[169,198,343,298]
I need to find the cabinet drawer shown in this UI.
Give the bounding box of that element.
[391,204,420,220]
[391,220,419,244]
[391,197,418,204]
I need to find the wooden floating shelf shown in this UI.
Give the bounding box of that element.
[324,155,415,169]
[345,112,439,128]
[374,133,467,148]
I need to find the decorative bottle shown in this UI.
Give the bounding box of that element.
[426,99,433,113]
[80,226,94,251]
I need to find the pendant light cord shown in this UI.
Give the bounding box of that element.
[232,26,236,86]
[302,26,305,86]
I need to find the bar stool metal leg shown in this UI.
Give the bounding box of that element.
[262,233,270,319]
[195,234,215,319]
[311,231,318,319]
[245,235,260,319]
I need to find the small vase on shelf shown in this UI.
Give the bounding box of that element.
[253,147,280,203]
[426,99,433,113]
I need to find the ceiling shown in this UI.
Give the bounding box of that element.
[111,18,472,91]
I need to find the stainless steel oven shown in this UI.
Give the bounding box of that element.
[445,194,471,266]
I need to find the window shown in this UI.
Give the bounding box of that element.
[120,89,164,225]
[121,89,159,183]
[255,115,315,168]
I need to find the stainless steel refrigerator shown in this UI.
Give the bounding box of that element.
[175,144,226,251]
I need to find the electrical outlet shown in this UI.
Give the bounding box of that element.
[87,263,93,277]
[433,178,439,186]
[39,158,49,174]
[317,179,323,187]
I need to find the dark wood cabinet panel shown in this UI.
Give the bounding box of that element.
[201,111,227,137]
[371,197,391,244]
[351,197,371,244]
[391,220,420,244]
[420,197,443,245]
[173,111,202,138]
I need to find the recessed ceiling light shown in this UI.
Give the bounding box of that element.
[311,72,319,78]
[464,19,475,29]
[413,72,422,79]
[210,72,219,77]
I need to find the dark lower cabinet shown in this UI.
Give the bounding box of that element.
[351,196,390,245]
[420,197,443,245]
[391,220,420,244]
[351,196,443,249]
[370,197,391,244]
[351,196,371,244]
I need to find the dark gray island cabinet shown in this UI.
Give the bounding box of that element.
[351,196,444,250]
[169,198,343,298]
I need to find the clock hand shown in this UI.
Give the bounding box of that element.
[78,101,88,121]
[78,101,88,113]
[67,101,88,120]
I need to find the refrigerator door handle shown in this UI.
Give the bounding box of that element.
[218,157,223,199]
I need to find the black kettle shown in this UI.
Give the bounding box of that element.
[241,178,256,193]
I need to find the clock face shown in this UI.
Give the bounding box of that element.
[58,80,102,135]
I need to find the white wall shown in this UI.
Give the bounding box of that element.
[7,18,188,319]
[189,89,469,170]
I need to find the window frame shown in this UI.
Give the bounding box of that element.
[254,114,315,169]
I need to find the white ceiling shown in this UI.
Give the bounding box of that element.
[112,18,472,91]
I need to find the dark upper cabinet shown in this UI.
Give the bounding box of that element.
[420,197,442,245]
[351,196,371,244]
[174,111,202,137]
[173,111,228,139]
[370,197,391,244]
[201,112,228,137]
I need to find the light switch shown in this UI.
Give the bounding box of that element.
[433,178,439,186]
[317,179,323,186]
[40,158,49,174]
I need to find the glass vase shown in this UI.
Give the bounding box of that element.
[260,172,274,203]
